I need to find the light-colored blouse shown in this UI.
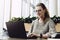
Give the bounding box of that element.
[27,18,56,37]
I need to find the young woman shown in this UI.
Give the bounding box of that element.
[27,3,56,39]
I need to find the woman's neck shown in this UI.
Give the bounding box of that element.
[38,18,44,23]
[38,16,45,21]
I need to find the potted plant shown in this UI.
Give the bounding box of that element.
[6,17,24,30]
[9,17,24,22]
[24,16,37,23]
[51,15,58,24]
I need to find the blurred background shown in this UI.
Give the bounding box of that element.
[0,0,60,38]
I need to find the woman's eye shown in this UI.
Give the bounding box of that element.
[39,10,41,11]
[36,10,41,12]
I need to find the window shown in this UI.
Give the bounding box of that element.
[0,0,4,37]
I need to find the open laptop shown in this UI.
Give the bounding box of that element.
[6,21,27,39]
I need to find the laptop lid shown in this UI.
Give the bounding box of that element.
[6,21,27,38]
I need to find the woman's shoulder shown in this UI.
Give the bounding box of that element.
[48,18,54,22]
[48,18,55,24]
[44,18,54,24]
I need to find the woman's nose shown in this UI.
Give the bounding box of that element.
[37,12,41,15]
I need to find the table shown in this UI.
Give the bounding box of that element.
[1,37,60,40]
[2,28,47,40]
[1,37,47,40]
[2,32,47,40]
[2,31,60,40]
[48,38,60,40]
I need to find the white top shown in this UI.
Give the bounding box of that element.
[27,18,56,37]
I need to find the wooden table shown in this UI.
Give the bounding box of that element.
[24,23,60,32]
[24,23,31,31]
[55,23,60,32]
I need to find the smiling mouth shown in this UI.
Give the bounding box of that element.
[38,13,41,15]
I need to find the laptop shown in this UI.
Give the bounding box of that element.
[6,21,27,39]
[55,32,60,38]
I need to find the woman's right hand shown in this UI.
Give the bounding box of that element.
[28,33,40,38]
[27,33,33,37]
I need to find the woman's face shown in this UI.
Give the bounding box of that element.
[36,6,45,18]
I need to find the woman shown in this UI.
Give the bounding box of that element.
[27,3,56,39]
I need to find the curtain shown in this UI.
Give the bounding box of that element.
[0,0,4,38]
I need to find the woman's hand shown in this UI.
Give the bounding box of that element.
[31,33,40,37]
[27,33,40,38]
[42,34,49,39]
[27,33,32,37]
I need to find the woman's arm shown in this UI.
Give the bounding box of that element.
[48,20,56,37]
[27,20,41,38]
[42,19,56,38]
[27,21,34,37]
